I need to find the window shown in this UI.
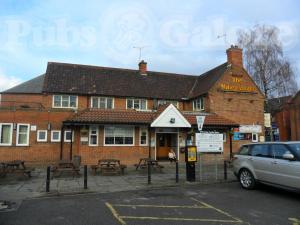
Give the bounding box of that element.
[238,145,250,155]
[16,124,30,146]
[193,97,204,111]
[0,123,13,146]
[127,98,147,110]
[157,100,178,108]
[37,130,47,142]
[91,97,113,109]
[252,133,258,142]
[271,144,291,159]
[53,95,77,108]
[251,145,270,158]
[51,130,61,142]
[140,127,148,146]
[104,126,134,146]
[89,126,98,146]
[64,130,74,142]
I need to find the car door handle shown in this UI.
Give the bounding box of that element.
[271,161,277,164]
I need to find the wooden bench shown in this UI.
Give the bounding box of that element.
[91,159,127,176]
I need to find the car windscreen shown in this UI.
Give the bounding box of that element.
[288,144,300,159]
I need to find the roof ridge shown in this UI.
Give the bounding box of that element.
[47,61,198,78]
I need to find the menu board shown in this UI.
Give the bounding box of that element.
[195,132,223,153]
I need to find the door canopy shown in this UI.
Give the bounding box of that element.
[151,104,191,128]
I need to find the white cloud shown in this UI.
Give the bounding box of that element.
[0,69,23,91]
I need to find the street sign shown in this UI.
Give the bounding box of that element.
[196,116,205,131]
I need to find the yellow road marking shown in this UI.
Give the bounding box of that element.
[113,204,208,209]
[289,218,300,225]
[120,216,243,223]
[191,197,245,224]
[105,202,127,225]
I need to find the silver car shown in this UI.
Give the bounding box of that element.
[233,142,300,191]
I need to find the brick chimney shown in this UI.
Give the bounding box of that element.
[138,60,147,75]
[226,45,243,67]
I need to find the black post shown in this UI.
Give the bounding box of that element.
[148,127,151,184]
[175,160,179,183]
[84,165,87,189]
[46,166,50,192]
[229,131,233,160]
[224,161,227,180]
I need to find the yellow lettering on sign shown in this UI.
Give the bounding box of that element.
[232,78,242,83]
[220,83,256,93]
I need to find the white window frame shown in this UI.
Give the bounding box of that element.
[157,100,179,108]
[37,130,47,142]
[0,123,13,146]
[90,97,114,109]
[193,97,204,111]
[16,124,30,146]
[139,127,148,146]
[51,130,61,142]
[252,133,258,143]
[104,126,135,146]
[52,95,78,109]
[89,126,98,146]
[64,130,74,143]
[126,98,147,111]
[223,132,227,142]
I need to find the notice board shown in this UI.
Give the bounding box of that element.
[195,132,224,153]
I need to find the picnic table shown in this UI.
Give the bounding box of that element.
[51,160,80,178]
[135,158,164,172]
[0,160,32,177]
[91,159,127,175]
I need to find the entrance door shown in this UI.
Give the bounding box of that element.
[157,133,172,160]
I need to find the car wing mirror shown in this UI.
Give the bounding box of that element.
[282,153,295,160]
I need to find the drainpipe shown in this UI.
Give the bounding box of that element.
[70,128,73,160]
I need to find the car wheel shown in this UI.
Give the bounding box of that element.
[239,169,256,190]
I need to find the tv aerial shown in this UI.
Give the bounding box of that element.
[133,45,149,61]
[217,33,229,45]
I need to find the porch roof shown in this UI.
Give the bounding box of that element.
[64,108,239,127]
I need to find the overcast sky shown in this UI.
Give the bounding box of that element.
[0,0,299,91]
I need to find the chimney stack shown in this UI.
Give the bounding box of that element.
[138,60,147,75]
[226,45,243,67]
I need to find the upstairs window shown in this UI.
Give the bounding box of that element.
[127,98,147,111]
[53,95,77,108]
[91,97,113,109]
[157,100,178,108]
[0,123,13,146]
[193,97,204,111]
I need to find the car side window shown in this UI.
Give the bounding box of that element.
[250,145,270,158]
[239,146,250,155]
[271,144,291,159]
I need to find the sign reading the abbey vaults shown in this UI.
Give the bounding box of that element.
[219,76,257,93]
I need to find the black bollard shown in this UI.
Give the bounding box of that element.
[224,161,227,180]
[147,159,151,184]
[84,165,87,189]
[175,160,179,183]
[46,166,50,192]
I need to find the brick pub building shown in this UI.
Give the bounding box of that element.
[0,46,265,165]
